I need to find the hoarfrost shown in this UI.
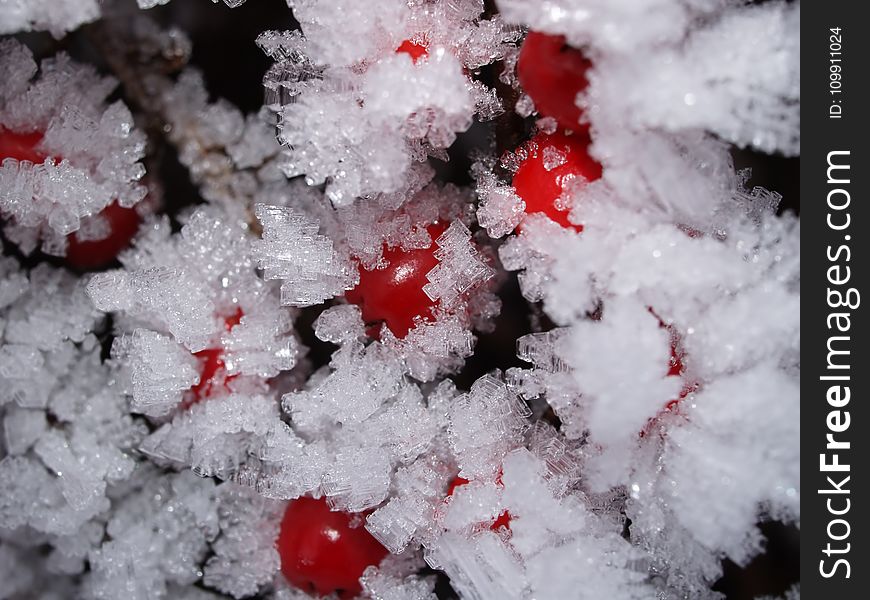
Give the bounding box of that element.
[0,40,146,255]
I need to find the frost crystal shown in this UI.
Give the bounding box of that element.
[253,203,356,307]
[0,40,147,255]
[111,330,200,416]
[0,0,100,37]
[448,374,530,480]
[423,221,495,308]
[262,0,519,205]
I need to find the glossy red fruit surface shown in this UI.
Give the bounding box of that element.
[0,128,45,163]
[517,31,592,132]
[447,476,511,531]
[396,39,429,63]
[65,201,142,270]
[512,131,602,232]
[345,222,447,339]
[277,497,388,599]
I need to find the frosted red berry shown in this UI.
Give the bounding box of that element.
[512,131,602,232]
[345,222,447,339]
[1,127,142,269]
[65,201,142,270]
[396,39,429,63]
[517,31,592,132]
[185,308,243,407]
[277,497,388,599]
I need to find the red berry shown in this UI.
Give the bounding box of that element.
[1,127,142,269]
[185,308,243,407]
[396,39,429,63]
[345,222,447,339]
[517,32,592,132]
[277,497,388,599]
[512,131,601,232]
[0,128,45,163]
[65,201,142,270]
[447,476,511,531]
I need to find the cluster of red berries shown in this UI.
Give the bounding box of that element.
[2,33,689,599]
[343,34,602,340]
[274,34,592,598]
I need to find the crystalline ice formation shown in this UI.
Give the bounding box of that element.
[381,314,477,382]
[160,71,285,216]
[447,374,530,480]
[87,206,299,416]
[474,166,526,239]
[1,263,144,595]
[142,393,296,479]
[587,2,800,156]
[1,261,103,409]
[110,329,201,416]
[0,347,140,537]
[423,221,495,309]
[360,563,438,600]
[202,482,284,599]
[81,469,221,600]
[0,40,147,255]
[261,0,520,205]
[0,0,101,37]
[497,192,799,590]
[365,458,454,554]
[252,203,357,307]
